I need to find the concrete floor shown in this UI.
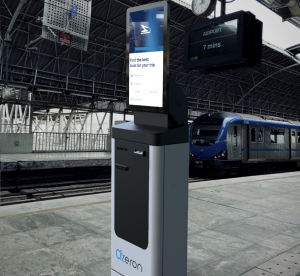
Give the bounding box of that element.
[0,172,300,276]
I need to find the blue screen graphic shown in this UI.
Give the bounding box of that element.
[129,7,164,54]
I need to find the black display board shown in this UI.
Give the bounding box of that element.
[184,11,262,72]
[188,19,238,61]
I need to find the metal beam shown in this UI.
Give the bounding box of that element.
[235,63,300,106]
[63,109,75,133]
[4,0,27,42]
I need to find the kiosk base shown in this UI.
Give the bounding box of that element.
[111,137,189,276]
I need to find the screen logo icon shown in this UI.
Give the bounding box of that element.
[141,25,151,34]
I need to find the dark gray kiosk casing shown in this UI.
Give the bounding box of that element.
[111,79,189,276]
[111,2,189,275]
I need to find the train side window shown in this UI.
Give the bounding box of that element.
[277,129,285,144]
[270,129,276,143]
[298,132,300,144]
[251,128,256,143]
[292,131,296,144]
[233,126,238,147]
[258,129,264,143]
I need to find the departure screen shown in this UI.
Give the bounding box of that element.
[129,6,165,108]
[188,19,238,61]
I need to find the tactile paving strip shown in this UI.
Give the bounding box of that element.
[242,268,280,276]
[258,252,300,276]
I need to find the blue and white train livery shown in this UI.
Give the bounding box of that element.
[189,112,300,177]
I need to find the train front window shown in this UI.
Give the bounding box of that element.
[298,132,300,144]
[192,117,222,146]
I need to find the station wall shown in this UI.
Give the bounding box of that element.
[0,133,33,154]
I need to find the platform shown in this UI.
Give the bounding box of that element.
[0,152,111,171]
[0,172,300,276]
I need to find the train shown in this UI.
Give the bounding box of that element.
[189,112,300,177]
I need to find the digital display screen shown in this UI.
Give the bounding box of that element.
[129,6,164,108]
[188,19,238,62]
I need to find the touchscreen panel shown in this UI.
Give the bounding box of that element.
[129,6,165,108]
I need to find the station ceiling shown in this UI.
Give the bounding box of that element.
[1,0,300,120]
[257,0,300,30]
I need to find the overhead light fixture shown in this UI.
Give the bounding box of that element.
[70,93,93,98]
[94,95,118,101]
[280,0,300,17]
[8,84,28,89]
[38,89,63,94]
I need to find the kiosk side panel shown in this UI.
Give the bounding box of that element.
[163,143,189,275]
[115,139,150,250]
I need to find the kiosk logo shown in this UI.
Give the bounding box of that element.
[141,25,151,34]
[116,249,143,272]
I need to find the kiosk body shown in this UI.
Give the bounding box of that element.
[111,2,189,275]
[111,122,189,276]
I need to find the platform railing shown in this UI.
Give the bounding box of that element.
[33,132,109,152]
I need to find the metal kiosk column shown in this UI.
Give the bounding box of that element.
[111,2,189,276]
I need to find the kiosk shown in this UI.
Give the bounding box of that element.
[111,2,189,276]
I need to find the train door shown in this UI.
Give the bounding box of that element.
[232,125,241,160]
[257,127,265,160]
[290,129,297,159]
[241,125,248,162]
[248,126,258,160]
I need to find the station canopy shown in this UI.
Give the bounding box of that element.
[1,0,300,120]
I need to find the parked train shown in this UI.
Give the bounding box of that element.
[189,112,300,177]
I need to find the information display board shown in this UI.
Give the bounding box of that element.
[184,11,262,72]
[126,1,169,112]
[189,19,238,61]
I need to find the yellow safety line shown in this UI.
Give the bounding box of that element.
[0,200,111,219]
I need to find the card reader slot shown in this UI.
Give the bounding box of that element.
[115,164,128,171]
[134,150,145,156]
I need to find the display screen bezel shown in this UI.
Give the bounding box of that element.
[184,11,246,69]
[126,1,170,113]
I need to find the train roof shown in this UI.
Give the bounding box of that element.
[237,113,300,126]
[201,112,300,128]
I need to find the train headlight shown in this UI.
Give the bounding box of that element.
[212,150,227,160]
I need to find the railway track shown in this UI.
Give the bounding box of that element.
[2,168,296,206]
[0,177,207,206]
[0,178,112,206]
[0,180,111,206]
